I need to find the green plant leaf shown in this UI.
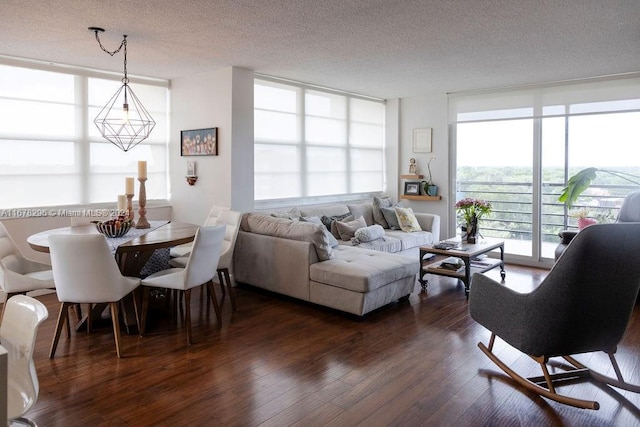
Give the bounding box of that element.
[558,167,598,209]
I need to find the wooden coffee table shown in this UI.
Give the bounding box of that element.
[419,238,505,297]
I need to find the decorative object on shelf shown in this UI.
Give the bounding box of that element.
[558,167,640,208]
[423,155,438,196]
[409,158,417,174]
[181,127,218,156]
[412,127,432,153]
[88,27,155,152]
[136,161,150,229]
[186,160,198,185]
[95,216,132,238]
[404,181,420,196]
[455,198,493,243]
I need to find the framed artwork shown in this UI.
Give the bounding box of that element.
[404,181,421,195]
[413,127,432,153]
[181,127,218,156]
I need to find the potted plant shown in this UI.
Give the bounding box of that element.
[558,167,640,208]
[423,155,438,196]
[570,208,597,230]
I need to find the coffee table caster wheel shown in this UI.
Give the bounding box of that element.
[501,271,506,280]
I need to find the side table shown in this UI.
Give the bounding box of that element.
[419,238,505,297]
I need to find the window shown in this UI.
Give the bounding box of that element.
[254,78,385,204]
[450,76,640,264]
[0,60,169,210]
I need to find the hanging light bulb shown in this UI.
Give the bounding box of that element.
[89,27,155,152]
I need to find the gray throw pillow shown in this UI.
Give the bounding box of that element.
[335,215,367,241]
[381,206,401,230]
[321,212,354,239]
[348,203,374,226]
[352,224,385,244]
[373,196,393,228]
[300,216,339,247]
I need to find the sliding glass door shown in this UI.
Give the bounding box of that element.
[450,76,640,265]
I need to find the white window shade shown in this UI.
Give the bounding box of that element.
[254,77,385,202]
[0,60,169,210]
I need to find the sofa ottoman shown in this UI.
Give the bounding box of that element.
[308,245,418,315]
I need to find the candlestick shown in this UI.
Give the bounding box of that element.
[137,161,147,180]
[125,176,135,195]
[126,193,135,225]
[135,178,150,229]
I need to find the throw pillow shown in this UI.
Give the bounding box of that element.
[381,206,401,230]
[321,213,354,239]
[373,196,393,228]
[352,224,385,245]
[300,216,339,247]
[395,206,422,232]
[347,203,374,226]
[335,215,367,241]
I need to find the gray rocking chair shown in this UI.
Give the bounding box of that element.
[469,222,640,410]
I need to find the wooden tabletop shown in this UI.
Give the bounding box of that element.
[27,222,199,254]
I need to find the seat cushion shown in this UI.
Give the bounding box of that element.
[310,246,418,293]
[385,230,433,250]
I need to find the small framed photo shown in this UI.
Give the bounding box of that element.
[404,181,421,195]
[181,127,218,156]
[413,127,432,153]
[186,161,196,177]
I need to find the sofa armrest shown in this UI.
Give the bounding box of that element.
[414,213,440,242]
[558,229,578,245]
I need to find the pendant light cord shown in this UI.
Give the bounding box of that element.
[92,30,128,84]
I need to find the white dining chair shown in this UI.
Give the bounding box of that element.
[48,234,140,358]
[1,294,48,426]
[169,209,241,310]
[0,221,55,320]
[141,225,225,345]
[169,205,229,258]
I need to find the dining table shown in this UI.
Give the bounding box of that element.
[27,220,199,332]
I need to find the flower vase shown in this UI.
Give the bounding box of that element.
[466,215,478,244]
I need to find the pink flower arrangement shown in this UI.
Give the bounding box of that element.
[455,198,493,224]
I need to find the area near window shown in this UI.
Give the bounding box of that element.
[0,60,169,210]
[254,77,385,207]
[450,75,640,265]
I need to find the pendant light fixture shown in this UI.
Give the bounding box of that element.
[89,27,155,152]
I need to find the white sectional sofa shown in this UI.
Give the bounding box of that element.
[232,199,440,316]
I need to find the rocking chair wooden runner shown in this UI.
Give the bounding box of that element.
[469,222,640,410]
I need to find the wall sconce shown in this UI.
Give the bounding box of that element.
[89,27,156,152]
[186,161,198,185]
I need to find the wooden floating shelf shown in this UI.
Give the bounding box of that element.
[400,174,424,179]
[400,195,442,201]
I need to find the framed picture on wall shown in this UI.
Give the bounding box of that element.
[181,127,218,156]
[412,127,432,153]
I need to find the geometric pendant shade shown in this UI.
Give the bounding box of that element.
[94,82,156,152]
[89,27,155,152]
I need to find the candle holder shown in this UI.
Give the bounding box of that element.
[135,178,150,229]
[126,193,135,226]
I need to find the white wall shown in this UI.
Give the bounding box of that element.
[170,67,254,225]
[399,94,451,237]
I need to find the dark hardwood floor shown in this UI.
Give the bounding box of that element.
[22,265,640,426]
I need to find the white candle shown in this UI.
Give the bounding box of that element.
[117,194,127,212]
[138,161,147,179]
[125,177,135,195]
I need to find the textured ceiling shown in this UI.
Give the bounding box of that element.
[1,0,639,99]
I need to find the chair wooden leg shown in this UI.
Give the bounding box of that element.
[110,302,123,358]
[184,289,192,345]
[140,287,150,336]
[217,270,226,297]
[478,340,599,410]
[50,302,72,358]
[220,268,237,311]
[206,280,222,326]
[564,354,640,393]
